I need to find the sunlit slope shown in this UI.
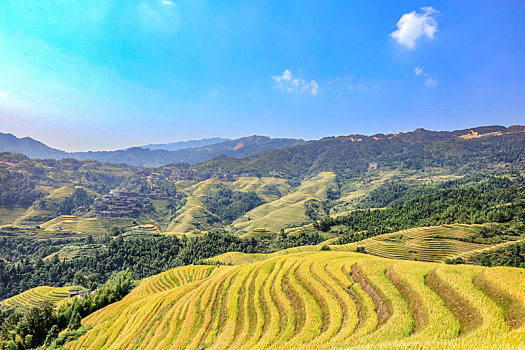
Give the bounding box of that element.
[205,225,506,266]
[230,176,291,202]
[166,196,222,233]
[329,225,490,262]
[128,265,216,298]
[230,172,336,235]
[166,176,292,234]
[40,215,106,234]
[1,286,81,309]
[67,251,525,350]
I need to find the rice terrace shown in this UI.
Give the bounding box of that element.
[68,252,525,350]
[1,1,525,349]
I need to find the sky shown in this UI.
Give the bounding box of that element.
[0,1,524,151]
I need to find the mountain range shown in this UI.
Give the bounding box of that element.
[140,138,230,151]
[1,125,524,171]
[0,133,304,167]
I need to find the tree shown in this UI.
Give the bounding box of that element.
[44,325,59,346]
[74,271,87,287]
[68,311,82,331]
[85,235,94,244]
[24,334,33,349]
[22,301,55,345]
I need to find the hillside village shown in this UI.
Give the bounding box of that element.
[93,172,176,218]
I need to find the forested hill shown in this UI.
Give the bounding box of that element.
[194,125,525,178]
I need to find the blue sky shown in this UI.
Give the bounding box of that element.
[0,1,524,151]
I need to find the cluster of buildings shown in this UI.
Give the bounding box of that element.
[93,189,153,218]
[68,288,92,298]
[146,173,170,200]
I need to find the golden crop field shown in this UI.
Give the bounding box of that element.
[204,225,510,266]
[230,172,336,235]
[328,225,493,262]
[41,215,106,234]
[166,176,293,234]
[67,251,525,350]
[2,286,81,309]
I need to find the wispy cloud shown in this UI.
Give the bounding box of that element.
[414,66,438,87]
[391,7,439,49]
[327,76,376,95]
[0,90,8,97]
[424,77,438,87]
[272,69,319,96]
[159,0,175,6]
[137,1,180,31]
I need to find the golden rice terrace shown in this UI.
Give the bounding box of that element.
[67,251,525,350]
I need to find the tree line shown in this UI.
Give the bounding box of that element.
[0,230,325,301]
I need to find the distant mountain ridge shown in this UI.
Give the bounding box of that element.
[193,125,525,178]
[141,138,230,151]
[0,133,304,167]
[1,125,523,168]
[0,132,68,159]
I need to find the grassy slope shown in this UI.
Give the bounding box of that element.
[1,185,102,228]
[67,251,525,350]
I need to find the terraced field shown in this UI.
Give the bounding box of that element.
[2,286,81,309]
[0,206,29,226]
[167,176,292,234]
[205,225,509,266]
[47,186,77,199]
[166,196,222,233]
[231,172,336,235]
[67,251,525,349]
[41,215,107,234]
[129,265,216,297]
[329,225,491,262]
[46,244,101,260]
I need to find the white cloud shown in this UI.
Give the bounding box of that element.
[425,77,438,87]
[414,66,438,87]
[159,0,175,6]
[272,69,319,96]
[0,90,8,97]
[391,7,439,49]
